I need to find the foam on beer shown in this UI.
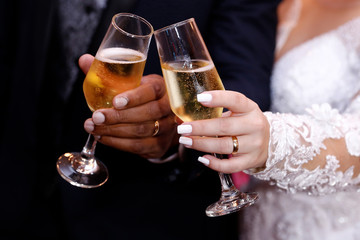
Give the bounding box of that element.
[96,47,146,63]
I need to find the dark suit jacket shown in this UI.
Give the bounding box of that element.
[0,0,279,239]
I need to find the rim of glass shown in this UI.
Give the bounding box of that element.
[112,13,154,38]
[154,18,195,35]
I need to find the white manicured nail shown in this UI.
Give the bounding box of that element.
[177,125,192,134]
[114,97,128,109]
[84,120,94,132]
[179,136,193,146]
[93,111,105,125]
[197,93,212,102]
[198,157,210,166]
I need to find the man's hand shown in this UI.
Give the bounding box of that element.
[79,54,179,159]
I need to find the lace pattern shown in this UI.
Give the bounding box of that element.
[248,104,360,195]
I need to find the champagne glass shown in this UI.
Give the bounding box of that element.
[57,13,153,188]
[154,18,258,216]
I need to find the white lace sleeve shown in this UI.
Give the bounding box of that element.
[248,102,360,195]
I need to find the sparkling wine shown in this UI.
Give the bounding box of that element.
[83,47,146,111]
[161,60,224,121]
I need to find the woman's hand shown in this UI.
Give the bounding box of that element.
[177,90,270,173]
[79,54,178,159]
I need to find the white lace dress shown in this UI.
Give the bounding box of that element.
[242,5,360,240]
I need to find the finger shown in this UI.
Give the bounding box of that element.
[197,155,249,173]
[179,135,255,155]
[177,114,264,137]
[84,118,95,133]
[89,115,177,138]
[98,130,177,159]
[92,96,172,124]
[198,152,266,173]
[197,90,258,114]
[79,54,94,74]
[112,74,167,109]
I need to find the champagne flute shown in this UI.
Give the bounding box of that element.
[154,18,258,216]
[57,13,153,188]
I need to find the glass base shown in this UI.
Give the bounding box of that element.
[206,192,259,217]
[57,152,109,188]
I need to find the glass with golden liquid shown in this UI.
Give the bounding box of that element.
[84,47,146,111]
[161,60,224,122]
[155,18,258,217]
[57,13,153,188]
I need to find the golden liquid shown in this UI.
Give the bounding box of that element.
[83,47,146,111]
[161,60,224,122]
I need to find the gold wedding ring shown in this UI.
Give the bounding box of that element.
[152,120,160,136]
[231,136,239,154]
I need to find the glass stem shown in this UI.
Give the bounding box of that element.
[72,134,99,174]
[214,153,240,200]
[81,134,97,160]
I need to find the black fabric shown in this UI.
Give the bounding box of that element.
[0,0,279,239]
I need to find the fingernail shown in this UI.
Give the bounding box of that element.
[179,136,193,146]
[198,157,210,166]
[177,125,192,134]
[197,93,212,102]
[93,111,105,125]
[114,96,128,109]
[94,135,101,140]
[84,120,94,132]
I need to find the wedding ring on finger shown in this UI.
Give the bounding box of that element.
[231,136,239,154]
[152,120,160,136]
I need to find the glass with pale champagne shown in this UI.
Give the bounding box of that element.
[154,18,258,217]
[57,13,153,188]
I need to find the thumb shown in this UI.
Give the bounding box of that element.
[79,54,94,74]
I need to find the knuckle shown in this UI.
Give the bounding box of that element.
[150,75,165,97]
[234,93,245,105]
[145,103,158,118]
[251,118,264,132]
[218,118,229,135]
[253,116,269,135]
[152,81,163,98]
[147,100,169,119]
[244,97,256,110]
[158,97,171,116]
[142,75,165,99]
[114,110,127,122]
[135,123,149,137]
[253,137,264,149]
[248,99,259,110]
